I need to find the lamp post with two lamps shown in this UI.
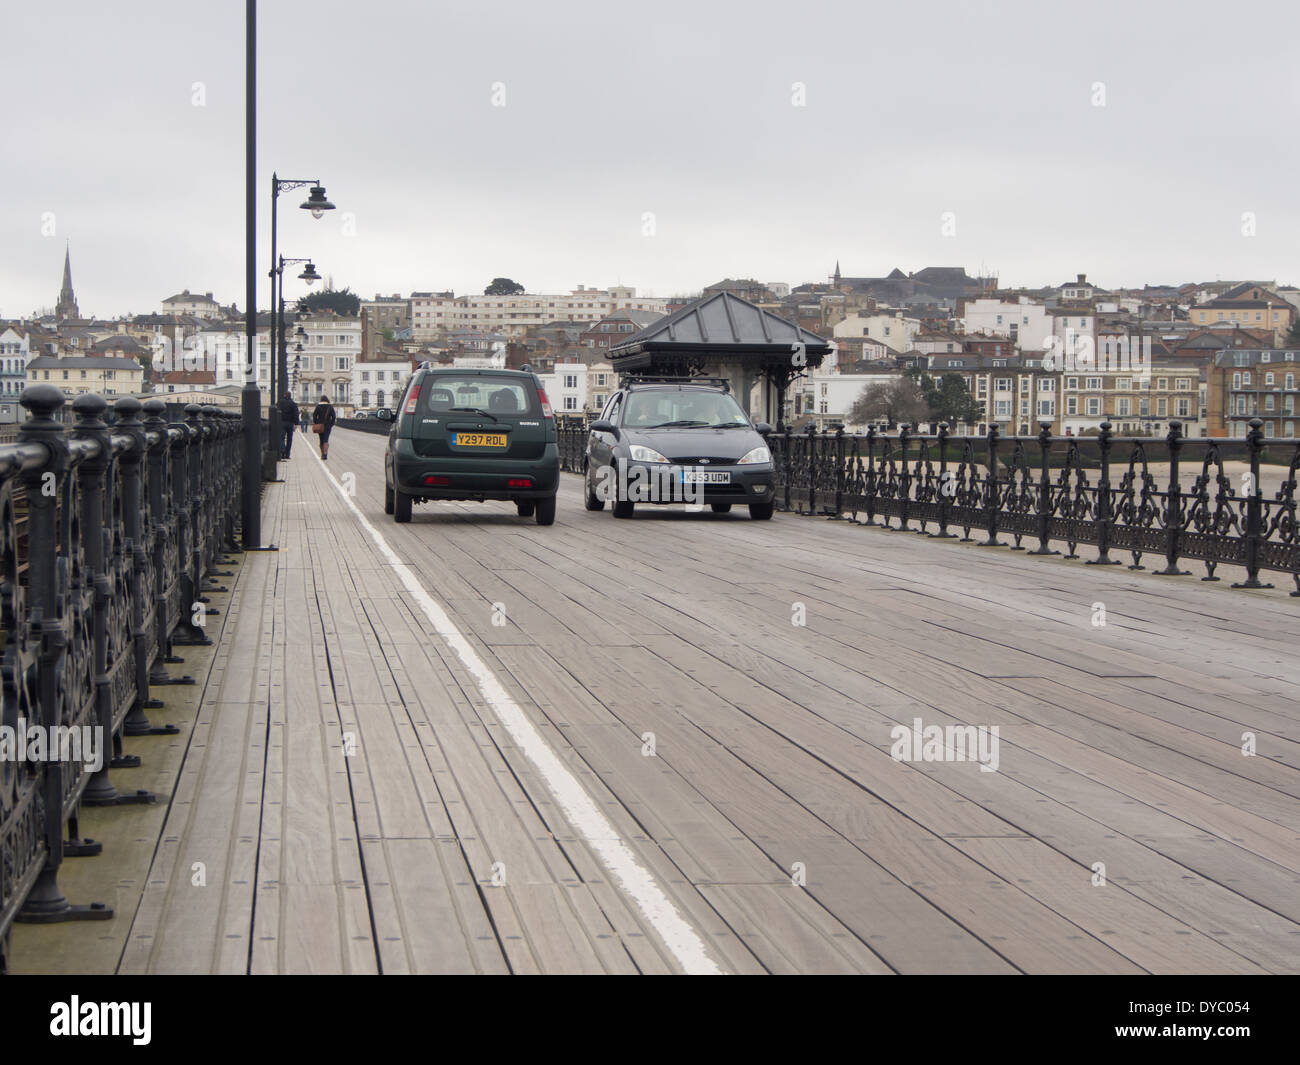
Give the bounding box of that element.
[264,176,334,478]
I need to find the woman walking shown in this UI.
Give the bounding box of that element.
[312,394,336,460]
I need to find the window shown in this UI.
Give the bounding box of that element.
[1265,372,1275,385]
[1117,378,1131,391]
[995,378,1011,391]
[564,374,578,389]
[1176,378,1191,390]
[1243,372,1252,385]
[1038,378,1055,393]
[1287,374,1295,390]
[1038,399,1055,417]
[1085,377,1102,390]
[1086,398,1100,416]
[1177,399,1189,417]
[1232,371,1241,389]
[1116,397,1130,416]
[335,357,349,371]
[361,371,370,382]
[564,396,578,411]
[1019,378,1030,393]
[1157,377,1168,390]
[1066,377,1078,391]
[994,399,1011,416]
[1265,395,1275,411]
[1157,398,1167,416]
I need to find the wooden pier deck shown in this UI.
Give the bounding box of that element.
[55,426,1300,974]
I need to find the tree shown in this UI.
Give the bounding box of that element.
[484,277,525,296]
[920,371,984,426]
[297,287,360,317]
[849,378,929,427]
[1285,317,1300,347]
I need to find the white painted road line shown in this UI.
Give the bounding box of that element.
[311,446,724,974]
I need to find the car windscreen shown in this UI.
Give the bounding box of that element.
[419,376,538,417]
[622,390,749,428]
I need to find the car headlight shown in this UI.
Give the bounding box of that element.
[737,446,771,465]
[629,444,669,463]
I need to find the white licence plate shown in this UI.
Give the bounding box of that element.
[681,471,731,484]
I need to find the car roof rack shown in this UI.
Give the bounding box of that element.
[620,375,730,393]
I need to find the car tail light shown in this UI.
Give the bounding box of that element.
[404,384,420,414]
[424,474,449,486]
[508,477,533,488]
[537,387,553,419]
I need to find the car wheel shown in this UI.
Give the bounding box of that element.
[612,499,635,519]
[534,494,557,526]
[584,471,605,511]
[516,500,535,517]
[394,490,412,523]
[710,503,732,514]
[749,501,774,521]
[384,480,394,514]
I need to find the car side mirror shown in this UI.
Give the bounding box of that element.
[754,421,773,435]
[376,409,393,422]
[589,419,619,439]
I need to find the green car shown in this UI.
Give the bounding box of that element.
[382,367,560,525]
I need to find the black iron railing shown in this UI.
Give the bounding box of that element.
[556,414,589,474]
[0,386,243,969]
[770,419,1300,594]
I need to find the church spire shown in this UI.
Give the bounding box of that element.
[57,243,79,321]
[832,260,842,287]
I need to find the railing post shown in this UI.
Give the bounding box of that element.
[1232,417,1274,589]
[933,421,956,538]
[74,395,130,806]
[1088,420,1121,566]
[830,423,845,518]
[118,398,178,736]
[1155,419,1190,576]
[981,423,1003,546]
[1030,421,1059,555]
[781,424,792,511]
[864,424,878,526]
[897,422,912,531]
[14,385,112,925]
[805,423,817,515]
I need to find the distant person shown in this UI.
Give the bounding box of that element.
[277,390,299,457]
[312,395,336,460]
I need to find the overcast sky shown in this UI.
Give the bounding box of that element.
[3,0,1298,319]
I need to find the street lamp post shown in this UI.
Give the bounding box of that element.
[266,175,333,477]
[242,0,261,548]
[270,257,318,455]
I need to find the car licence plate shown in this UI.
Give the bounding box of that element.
[681,470,731,484]
[452,432,506,447]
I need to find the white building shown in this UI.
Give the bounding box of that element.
[296,315,361,408]
[536,359,615,415]
[161,289,223,318]
[832,311,921,355]
[0,326,33,422]
[353,358,411,411]
[961,297,1052,353]
[409,286,671,340]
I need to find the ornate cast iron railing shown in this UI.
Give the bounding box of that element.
[556,415,589,474]
[0,386,243,970]
[771,419,1300,595]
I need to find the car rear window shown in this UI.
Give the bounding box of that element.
[419,376,538,417]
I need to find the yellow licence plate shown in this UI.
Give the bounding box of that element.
[452,432,506,448]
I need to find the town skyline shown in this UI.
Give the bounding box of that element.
[3,0,1298,317]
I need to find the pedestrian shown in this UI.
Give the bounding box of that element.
[277,390,299,458]
[312,394,336,460]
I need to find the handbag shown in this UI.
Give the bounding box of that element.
[311,423,324,434]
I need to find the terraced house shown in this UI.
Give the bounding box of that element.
[1208,349,1300,439]
[26,353,143,398]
